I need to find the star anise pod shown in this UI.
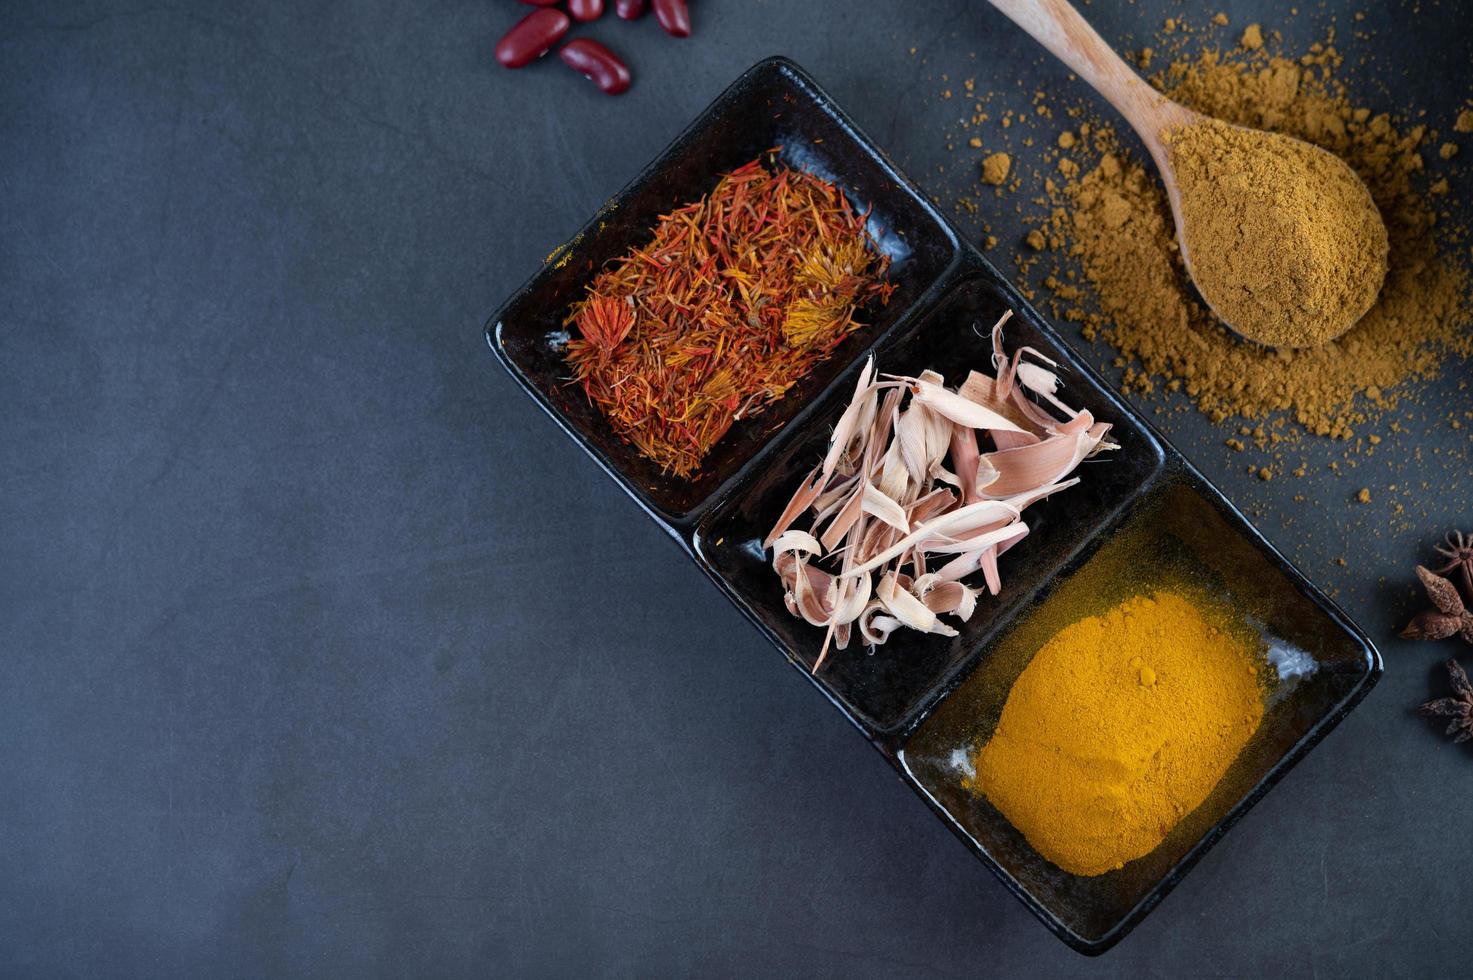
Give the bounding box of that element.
[1401,565,1473,646]
[1420,659,1473,744]
[1434,530,1473,598]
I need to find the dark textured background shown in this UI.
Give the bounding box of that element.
[3,1,1470,976]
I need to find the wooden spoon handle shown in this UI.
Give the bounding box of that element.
[985,0,1193,146]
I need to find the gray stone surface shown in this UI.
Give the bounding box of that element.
[2,0,1469,976]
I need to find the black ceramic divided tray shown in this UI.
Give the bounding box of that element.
[487,57,1383,955]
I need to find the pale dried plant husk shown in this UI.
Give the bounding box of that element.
[766,311,1116,671]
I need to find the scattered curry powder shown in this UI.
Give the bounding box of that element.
[1037,43,1471,436]
[981,151,1012,186]
[1164,118,1388,348]
[966,592,1264,877]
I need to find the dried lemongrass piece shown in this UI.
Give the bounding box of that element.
[821,358,878,478]
[859,604,904,646]
[765,310,1115,669]
[981,428,1102,499]
[958,371,1041,438]
[908,487,957,526]
[919,580,979,622]
[894,404,931,486]
[843,516,1027,578]
[949,426,982,502]
[864,386,904,472]
[875,437,909,504]
[876,572,945,635]
[1016,362,1080,419]
[772,530,823,556]
[861,483,910,533]
[909,379,1028,433]
[819,483,867,552]
[936,524,1032,585]
[788,559,835,627]
[764,465,826,549]
[975,456,1001,493]
[833,571,872,624]
[811,472,859,521]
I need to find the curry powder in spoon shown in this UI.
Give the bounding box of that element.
[1165,118,1389,349]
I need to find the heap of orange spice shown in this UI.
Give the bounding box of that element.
[565,155,894,477]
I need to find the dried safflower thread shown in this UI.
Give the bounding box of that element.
[565,155,894,477]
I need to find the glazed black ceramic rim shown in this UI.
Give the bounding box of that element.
[486,55,963,530]
[892,441,1383,955]
[484,56,1385,956]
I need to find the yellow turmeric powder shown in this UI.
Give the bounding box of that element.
[965,591,1264,877]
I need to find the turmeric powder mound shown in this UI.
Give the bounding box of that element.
[1164,119,1388,348]
[965,592,1264,877]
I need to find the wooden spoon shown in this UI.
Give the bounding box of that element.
[985,0,1388,348]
